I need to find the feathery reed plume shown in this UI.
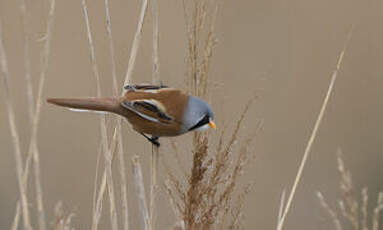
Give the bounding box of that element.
[166,104,260,229]
[103,1,130,229]
[53,202,75,230]
[317,150,383,230]
[317,192,343,230]
[0,21,33,230]
[165,1,260,229]
[81,1,118,229]
[277,26,354,230]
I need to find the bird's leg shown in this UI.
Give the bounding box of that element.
[124,84,137,92]
[151,136,160,147]
[140,133,160,147]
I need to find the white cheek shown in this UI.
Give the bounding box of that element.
[194,123,210,132]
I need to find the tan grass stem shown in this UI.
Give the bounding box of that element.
[26,1,56,229]
[92,0,150,227]
[14,1,57,229]
[132,156,152,230]
[104,1,130,229]
[19,0,34,124]
[151,0,160,84]
[0,22,33,230]
[276,27,353,230]
[150,0,161,227]
[123,0,148,89]
[276,189,286,229]
[92,128,119,230]
[82,1,118,230]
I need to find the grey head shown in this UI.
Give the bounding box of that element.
[181,95,215,134]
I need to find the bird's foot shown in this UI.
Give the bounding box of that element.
[140,133,160,147]
[149,136,160,147]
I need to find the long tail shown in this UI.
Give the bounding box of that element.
[47,97,120,114]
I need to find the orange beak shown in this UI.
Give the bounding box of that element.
[209,121,217,130]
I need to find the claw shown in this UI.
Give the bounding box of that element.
[140,133,160,147]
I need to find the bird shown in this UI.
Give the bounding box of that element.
[47,84,216,147]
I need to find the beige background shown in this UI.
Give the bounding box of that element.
[1,0,383,229]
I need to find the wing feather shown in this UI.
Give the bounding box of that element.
[121,99,172,124]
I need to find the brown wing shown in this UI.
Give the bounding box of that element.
[121,99,173,125]
[121,88,189,125]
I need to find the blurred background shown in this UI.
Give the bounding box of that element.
[1,0,383,229]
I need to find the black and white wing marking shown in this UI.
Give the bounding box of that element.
[121,99,172,124]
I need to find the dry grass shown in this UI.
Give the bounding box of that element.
[0,21,33,230]
[53,202,75,230]
[82,1,119,230]
[317,150,383,230]
[164,1,260,229]
[1,0,56,229]
[2,0,375,230]
[276,26,354,230]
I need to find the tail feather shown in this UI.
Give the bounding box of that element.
[47,97,120,113]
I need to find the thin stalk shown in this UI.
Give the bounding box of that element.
[0,22,33,230]
[132,156,152,230]
[19,0,34,124]
[150,0,161,227]
[92,0,150,227]
[277,27,354,230]
[104,1,130,229]
[82,1,118,230]
[123,0,148,89]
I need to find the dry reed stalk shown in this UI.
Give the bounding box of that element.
[317,150,383,230]
[29,1,56,229]
[104,0,130,229]
[169,139,187,179]
[92,141,104,218]
[0,21,33,230]
[81,1,118,230]
[150,145,159,228]
[12,0,33,228]
[92,0,150,227]
[276,27,354,230]
[151,0,160,84]
[132,156,152,230]
[123,0,148,88]
[11,1,57,229]
[276,189,286,229]
[19,0,34,124]
[92,128,119,230]
[22,1,57,229]
[11,204,21,230]
[150,0,161,227]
